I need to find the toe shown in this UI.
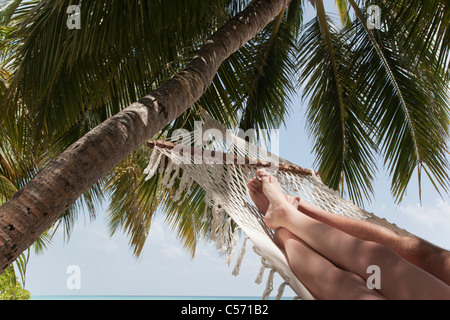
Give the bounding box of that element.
[256,169,269,178]
[248,178,261,190]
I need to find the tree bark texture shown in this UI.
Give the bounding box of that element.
[0,0,292,274]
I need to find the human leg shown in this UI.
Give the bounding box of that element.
[252,170,450,300]
[249,176,385,299]
[255,171,373,276]
[274,227,385,300]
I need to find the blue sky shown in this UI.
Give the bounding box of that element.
[24,2,450,298]
[25,90,450,298]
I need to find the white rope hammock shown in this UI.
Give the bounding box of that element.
[143,112,412,300]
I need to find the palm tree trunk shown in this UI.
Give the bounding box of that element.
[0,0,292,274]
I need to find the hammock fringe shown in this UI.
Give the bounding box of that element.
[144,115,413,300]
[232,236,248,276]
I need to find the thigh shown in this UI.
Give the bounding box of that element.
[275,228,385,300]
[356,241,450,300]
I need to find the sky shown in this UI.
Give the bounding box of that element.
[24,2,450,299]
[25,91,450,298]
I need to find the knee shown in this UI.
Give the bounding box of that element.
[274,227,292,239]
[318,267,376,300]
[357,241,397,270]
[273,228,296,250]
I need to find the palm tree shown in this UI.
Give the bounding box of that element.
[0,0,448,274]
[0,0,52,296]
[0,0,300,273]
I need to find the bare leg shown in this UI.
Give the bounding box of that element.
[274,228,385,300]
[292,195,450,286]
[249,176,383,300]
[251,170,450,300]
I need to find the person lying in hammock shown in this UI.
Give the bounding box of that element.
[248,169,450,300]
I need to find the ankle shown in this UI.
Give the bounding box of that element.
[265,202,289,229]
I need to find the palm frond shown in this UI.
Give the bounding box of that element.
[380,0,450,70]
[237,0,305,135]
[104,146,161,257]
[3,0,448,261]
[159,180,208,258]
[0,0,23,26]
[298,12,377,206]
[238,5,299,136]
[335,0,351,28]
[7,0,229,145]
[104,145,209,258]
[347,0,449,202]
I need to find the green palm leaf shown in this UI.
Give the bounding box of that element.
[7,0,230,142]
[105,146,160,257]
[2,0,449,261]
[298,2,377,206]
[347,0,449,202]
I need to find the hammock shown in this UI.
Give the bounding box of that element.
[143,112,412,300]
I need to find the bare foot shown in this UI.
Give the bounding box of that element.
[256,169,287,206]
[248,176,300,214]
[252,169,301,229]
[248,177,270,213]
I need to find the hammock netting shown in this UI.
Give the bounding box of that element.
[143,112,411,300]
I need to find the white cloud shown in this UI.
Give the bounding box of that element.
[144,217,190,261]
[161,244,186,260]
[396,199,450,230]
[390,199,450,248]
[147,218,166,242]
